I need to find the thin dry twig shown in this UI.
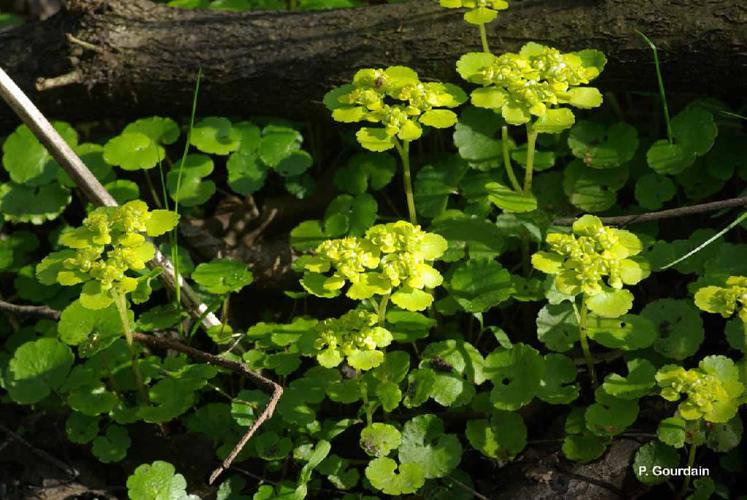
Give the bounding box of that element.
[0,66,220,330]
[0,422,79,480]
[554,196,747,226]
[0,300,61,321]
[35,71,81,91]
[0,299,281,485]
[131,332,282,484]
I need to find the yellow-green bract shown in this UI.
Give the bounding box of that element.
[457,43,606,131]
[298,221,448,311]
[324,66,467,152]
[302,309,393,370]
[532,214,650,298]
[694,276,747,323]
[439,0,509,25]
[36,200,179,309]
[656,355,745,423]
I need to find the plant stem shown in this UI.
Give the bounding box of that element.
[679,444,698,497]
[395,140,417,225]
[112,291,149,404]
[501,126,522,192]
[377,293,390,326]
[636,31,673,143]
[171,67,202,328]
[143,169,162,208]
[523,125,538,193]
[219,294,231,338]
[478,23,490,53]
[742,321,747,384]
[575,296,597,388]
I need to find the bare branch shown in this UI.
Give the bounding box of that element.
[131,332,282,485]
[554,196,747,226]
[0,300,61,321]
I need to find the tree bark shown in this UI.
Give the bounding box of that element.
[0,0,745,129]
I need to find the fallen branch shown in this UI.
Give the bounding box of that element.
[0,299,61,321]
[554,196,747,226]
[0,299,281,485]
[131,332,282,484]
[0,66,220,330]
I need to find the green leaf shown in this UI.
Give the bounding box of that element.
[420,109,458,128]
[706,416,743,453]
[390,287,433,312]
[642,299,705,360]
[333,152,397,195]
[647,140,696,175]
[398,414,462,479]
[356,128,396,152]
[124,117,180,145]
[536,303,579,352]
[227,150,268,195]
[568,87,603,109]
[635,173,677,210]
[585,387,639,436]
[166,154,216,207]
[254,431,292,461]
[602,358,656,400]
[563,160,628,212]
[68,382,119,416]
[537,353,579,404]
[323,193,377,237]
[452,106,504,166]
[92,424,131,463]
[422,339,486,385]
[463,6,497,24]
[657,416,687,448]
[485,344,544,410]
[0,182,71,224]
[103,132,165,171]
[414,157,468,218]
[192,259,253,294]
[456,53,496,83]
[485,182,538,213]
[365,457,425,496]
[671,106,717,156]
[58,300,124,346]
[126,460,189,499]
[65,412,99,444]
[568,121,638,169]
[586,288,634,318]
[191,117,241,155]
[373,351,411,384]
[431,212,505,260]
[562,407,610,462]
[259,126,302,166]
[275,150,313,177]
[386,311,435,343]
[447,259,514,313]
[586,314,657,350]
[146,210,180,237]
[7,338,74,404]
[633,441,680,485]
[532,109,575,134]
[2,122,77,185]
[360,423,401,457]
[106,179,140,204]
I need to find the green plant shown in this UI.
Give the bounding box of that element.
[532,214,650,385]
[3,0,747,497]
[324,66,466,223]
